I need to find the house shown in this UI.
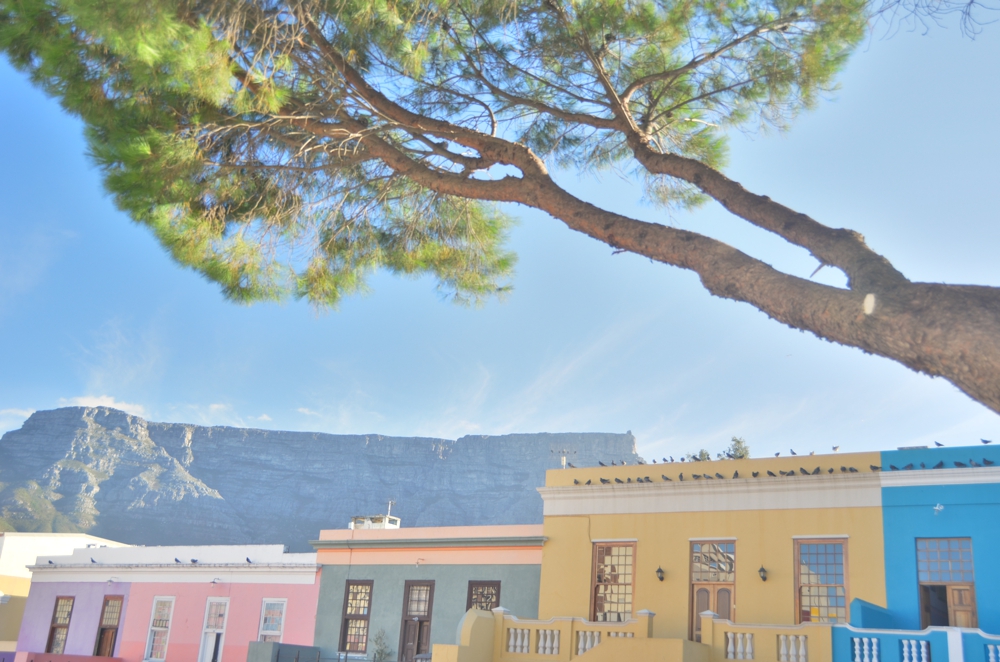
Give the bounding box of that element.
[13,544,319,662]
[311,518,545,662]
[0,532,127,662]
[432,446,1000,662]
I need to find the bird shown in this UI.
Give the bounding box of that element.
[869,465,880,472]
[955,461,967,468]
[644,476,652,483]
[767,471,777,477]
[622,460,628,465]
[969,459,981,467]
[680,457,686,462]
[663,458,669,463]
[627,477,633,483]
[611,460,617,466]
[935,441,944,447]
[779,470,788,476]
[704,474,714,479]
[799,468,810,476]
[982,439,993,445]
[246,557,252,564]
[828,468,834,473]
[637,459,645,465]
[191,559,198,564]
[600,478,611,484]
[48,560,54,564]
[586,479,592,485]
[984,458,996,466]
[715,472,725,479]
[752,471,759,477]
[91,557,97,563]
[669,456,675,462]
[920,463,926,469]
[933,461,945,469]
[567,463,576,468]
[679,473,685,481]
[693,474,703,479]
[786,472,795,478]
[662,475,672,481]
[790,449,798,456]
[809,451,816,456]
[890,465,900,471]
[733,471,739,479]
[832,446,840,452]
[810,467,820,475]
[599,461,607,466]
[652,459,657,464]
[774,452,781,457]
[175,558,182,564]
[615,478,625,484]
[902,463,914,470]
[574,479,580,485]
[848,467,859,472]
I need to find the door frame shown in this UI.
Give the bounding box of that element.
[398,580,435,662]
[919,583,978,628]
[689,583,735,641]
[93,595,124,656]
[197,597,230,662]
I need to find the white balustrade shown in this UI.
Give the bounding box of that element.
[507,628,530,654]
[607,631,634,638]
[727,632,755,660]
[576,630,601,655]
[987,644,998,662]
[901,639,930,662]
[851,637,880,662]
[778,634,807,662]
[536,629,560,655]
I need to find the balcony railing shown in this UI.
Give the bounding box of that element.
[496,608,653,661]
[701,612,833,662]
[833,624,1000,662]
[21,655,123,662]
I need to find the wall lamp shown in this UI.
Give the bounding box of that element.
[758,566,768,582]
[655,567,665,582]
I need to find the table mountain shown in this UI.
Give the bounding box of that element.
[0,407,638,551]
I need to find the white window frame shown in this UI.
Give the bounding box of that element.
[197,597,231,662]
[144,596,175,661]
[258,598,288,643]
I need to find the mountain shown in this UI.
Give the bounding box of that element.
[0,407,639,551]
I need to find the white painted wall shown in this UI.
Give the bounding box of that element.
[0,532,128,579]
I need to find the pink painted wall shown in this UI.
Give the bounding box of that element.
[117,576,319,662]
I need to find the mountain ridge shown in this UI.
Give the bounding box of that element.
[0,407,639,551]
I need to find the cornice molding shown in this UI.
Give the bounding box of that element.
[310,536,547,551]
[878,466,1000,488]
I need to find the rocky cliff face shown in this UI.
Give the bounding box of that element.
[0,407,638,550]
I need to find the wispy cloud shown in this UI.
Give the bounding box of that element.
[58,395,147,417]
[72,317,164,396]
[255,414,272,422]
[297,407,320,416]
[0,408,35,418]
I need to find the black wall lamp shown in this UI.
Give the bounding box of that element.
[758,566,768,582]
[656,566,665,582]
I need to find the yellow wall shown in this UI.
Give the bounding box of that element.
[0,575,31,646]
[537,453,886,639]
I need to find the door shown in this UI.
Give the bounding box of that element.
[199,600,229,662]
[399,581,434,662]
[949,585,976,627]
[919,584,977,628]
[94,596,123,657]
[691,584,734,642]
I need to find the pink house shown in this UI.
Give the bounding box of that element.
[14,544,319,662]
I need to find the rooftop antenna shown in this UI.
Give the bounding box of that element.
[387,499,396,517]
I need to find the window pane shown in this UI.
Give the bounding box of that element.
[53,598,74,625]
[206,601,227,629]
[691,543,736,582]
[407,585,431,616]
[102,597,123,628]
[49,627,68,654]
[152,600,173,628]
[916,538,974,583]
[344,619,370,651]
[798,542,846,624]
[594,544,634,622]
[469,582,501,610]
[346,583,372,616]
[261,601,285,634]
[150,629,169,659]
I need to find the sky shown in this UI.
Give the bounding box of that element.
[1,19,999,461]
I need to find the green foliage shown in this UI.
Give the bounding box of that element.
[0,0,867,306]
[685,448,713,461]
[721,436,751,459]
[370,628,393,662]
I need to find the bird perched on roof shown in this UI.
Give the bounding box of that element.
[935,441,944,447]
[869,465,880,472]
[615,478,625,484]
[693,474,703,479]
[970,459,981,467]
[622,460,628,465]
[662,475,672,481]
[828,468,834,473]
[832,446,840,452]
[599,461,607,466]
[733,471,740,479]
[679,473,685,481]
[644,477,652,483]
[680,457,686,462]
[670,456,675,462]
[627,477,632,483]
[890,465,900,470]
[767,471,777,477]
[774,452,781,457]
[637,459,645,465]
[790,449,798,455]
[567,463,576,468]
[175,558,182,563]
[574,479,580,485]
[983,439,993,445]
[933,461,945,469]
[652,459,657,463]
[246,557,252,563]
[191,559,198,564]
[903,463,914,470]
[586,479,592,485]
[809,451,816,456]
[91,557,97,563]
[812,467,821,475]
[955,461,967,468]
[600,478,611,484]
[799,468,810,476]
[848,467,859,472]
[984,458,996,466]
[779,470,788,476]
[920,463,926,469]
[48,560,54,564]
[611,460,617,466]
[752,471,759,477]
[715,473,725,479]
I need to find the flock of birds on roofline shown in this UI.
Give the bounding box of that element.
[568,439,996,487]
[49,556,258,566]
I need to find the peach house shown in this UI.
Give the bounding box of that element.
[14,544,319,662]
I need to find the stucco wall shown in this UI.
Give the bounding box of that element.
[117,579,320,662]
[15,580,131,657]
[315,564,541,660]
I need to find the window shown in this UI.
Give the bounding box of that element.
[199,599,229,662]
[592,543,634,622]
[917,538,977,628]
[691,542,736,582]
[340,580,373,653]
[796,541,848,624]
[259,599,287,643]
[46,597,74,654]
[467,581,502,611]
[917,538,973,583]
[146,598,175,661]
[94,596,123,656]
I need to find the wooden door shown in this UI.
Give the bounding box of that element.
[691,583,734,642]
[94,596,123,657]
[948,585,977,627]
[399,581,434,662]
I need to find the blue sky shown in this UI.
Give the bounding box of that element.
[1,22,999,460]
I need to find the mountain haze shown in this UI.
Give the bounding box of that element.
[0,407,639,551]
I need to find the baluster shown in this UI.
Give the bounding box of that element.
[553,629,560,655]
[576,631,584,656]
[738,633,746,660]
[508,628,516,653]
[727,632,735,659]
[537,629,545,654]
[987,645,996,662]
[779,635,789,662]
[746,633,754,660]
[872,638,879,662]
[521,629,529,653]
[853,639,861,662]
[901,640,911,662]
[920,641,929,662]
[862,637,871,662]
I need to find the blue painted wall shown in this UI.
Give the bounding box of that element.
[880,446,1000,634]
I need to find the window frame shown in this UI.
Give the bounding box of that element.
[916,537,974,584]
[794,539,850,625]
[590,542,636,623]
[46,596,75,654]
[466,581,502,611]
[197,597,230,662]
[94,595,124,657]
[258,598,288,643]
[340,579,374,653]
[145,596,175,661]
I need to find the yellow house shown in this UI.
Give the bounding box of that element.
[434,451,886,662]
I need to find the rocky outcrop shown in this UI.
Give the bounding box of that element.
[0,407,639,550]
